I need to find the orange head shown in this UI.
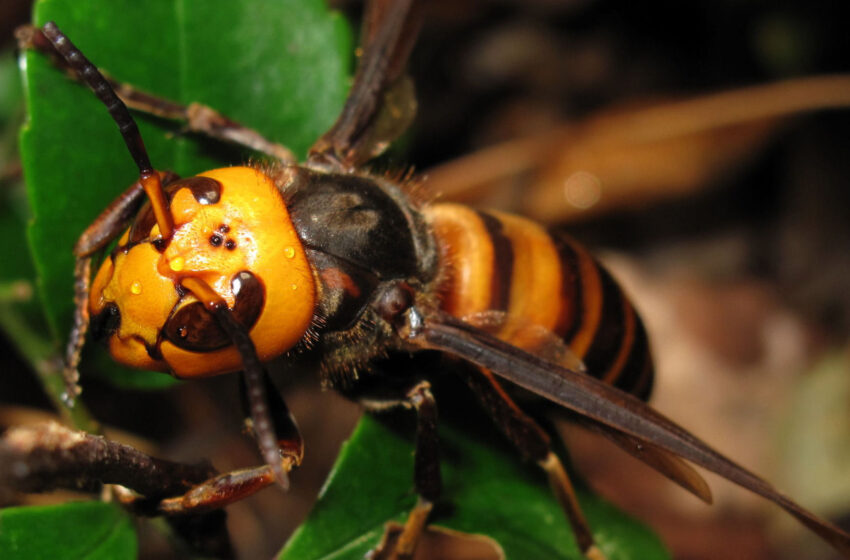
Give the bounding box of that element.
[89,166,316,378]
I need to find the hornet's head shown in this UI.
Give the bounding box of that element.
[89,166,316,377]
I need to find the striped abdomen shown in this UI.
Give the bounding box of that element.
[425,203,653,400]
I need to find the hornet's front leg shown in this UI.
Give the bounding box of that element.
[64,171,178,404]
[154,371,303,514]
[121,277,304,514]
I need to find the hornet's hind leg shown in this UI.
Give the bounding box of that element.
[464,367,606,560]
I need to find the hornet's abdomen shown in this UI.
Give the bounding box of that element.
[426,203,653,400]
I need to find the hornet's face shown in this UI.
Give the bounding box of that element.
[89,166,316,378]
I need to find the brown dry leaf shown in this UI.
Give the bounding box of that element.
[426,75,850,222]
[371,522,505,560]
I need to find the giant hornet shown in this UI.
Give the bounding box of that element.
[14,0,850,558]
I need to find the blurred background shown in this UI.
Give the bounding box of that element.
[2,0,850,558]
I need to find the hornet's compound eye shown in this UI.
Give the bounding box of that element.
[164,271,265,352]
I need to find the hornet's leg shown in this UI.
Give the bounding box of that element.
[64,172,176,403]
[308,0,422,170]
[359,380,441,560]
[464,367,606,560]
[17,24,296,164]
[139,277,304,514]
[145,372,303,514]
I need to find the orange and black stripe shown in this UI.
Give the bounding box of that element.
[426,203,653,400]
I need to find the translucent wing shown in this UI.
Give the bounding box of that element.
[570,414,713,504]
[461,310,587,374]
[462,310,711,503]
[408,309,850,557]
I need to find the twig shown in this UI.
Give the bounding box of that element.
[0,422,236,558]
[0,422,216,500]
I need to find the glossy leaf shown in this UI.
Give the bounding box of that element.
[0,501,137,559]
[0,52,37,301]
[0,48,57,405]
[280,414,670,560]
[19,0,351,387]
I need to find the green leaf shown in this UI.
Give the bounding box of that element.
[0,51,39,308]
[0,53,24,172]
[280,414,670,560]
[19,0,351,387]
[0,501,137,559]
[0,48,61,414]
